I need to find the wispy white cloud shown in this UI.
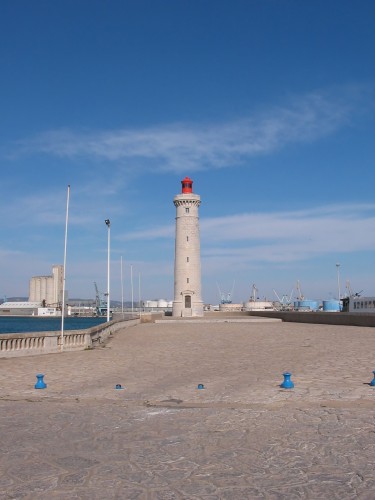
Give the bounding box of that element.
[0,248,24,258]
[0,182,130,229]
[11,85,369,174]
[124,203,375,265]
[124,225,174,241]
[3,191,70,226]
[200,203,375,246]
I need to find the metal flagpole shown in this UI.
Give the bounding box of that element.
[61,184,70,351]
[105,219,111,322]
[131,264,134,315]
[336,262,341,301]
[121,255,124,318]
[138,272,141,312]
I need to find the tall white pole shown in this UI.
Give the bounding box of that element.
[105,219,111,322]
[138,272,141,311]
[131,264,134,315]
[121,255,124,317]
[336,262,341,301]
[61,184,70,351]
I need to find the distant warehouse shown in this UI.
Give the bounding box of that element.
[0,302,41,316]
[342,296,375,313]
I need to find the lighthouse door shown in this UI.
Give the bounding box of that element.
[185,295,191,308]
[182,294,192,316]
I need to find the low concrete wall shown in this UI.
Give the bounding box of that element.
[0,317,140,358]
[89,317,140,345]
[140,312,165,323]
[248,310,375,327]
[204,311,253,318]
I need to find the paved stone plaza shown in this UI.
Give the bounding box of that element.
[1,319,375,499]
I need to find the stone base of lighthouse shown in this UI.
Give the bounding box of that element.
[172,293,204,317]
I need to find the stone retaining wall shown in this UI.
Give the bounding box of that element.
[248,310,375,327]
[0,317,140,358]
[204,310,375,327]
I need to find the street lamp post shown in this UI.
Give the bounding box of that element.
[105,219,111,322]
[336,262,341,301]
[61,184,70,351]
[121,255,124,318]
[130,264,134,315]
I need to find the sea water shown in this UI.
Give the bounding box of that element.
[0,316,107,334]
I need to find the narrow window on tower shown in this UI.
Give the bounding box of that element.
[187,257,189,262]
[185,207,189,213]
[186,236,189,242]
[187,278,189,283]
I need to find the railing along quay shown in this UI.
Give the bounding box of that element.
[0,316,140,358]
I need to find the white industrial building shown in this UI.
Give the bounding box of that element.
[346,296,375,313]
[29,264,64,306]
[0,301,42,316]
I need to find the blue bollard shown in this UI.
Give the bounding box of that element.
[35,374,47,389]
[197,383,205,390]
[370,371,375,386]
[280,372,294,389]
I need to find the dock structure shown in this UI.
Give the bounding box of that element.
[2,318,375,497]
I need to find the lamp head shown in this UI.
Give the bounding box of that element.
[105,219,111,227]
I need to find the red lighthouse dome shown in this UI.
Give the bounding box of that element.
[181,176,193,193]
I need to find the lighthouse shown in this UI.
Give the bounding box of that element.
[172,176,204,317]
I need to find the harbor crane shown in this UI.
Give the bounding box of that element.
[296,280,304,300]
[216,281,235,304]
[345,280,363,298]
[250,284,259,302]
[94,282,107,316]
[273,288,294,310]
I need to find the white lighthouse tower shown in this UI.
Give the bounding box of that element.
[172,176,204,317]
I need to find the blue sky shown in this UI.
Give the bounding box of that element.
[1,0,374,304]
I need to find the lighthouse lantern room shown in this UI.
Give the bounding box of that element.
[181,176,193,193]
